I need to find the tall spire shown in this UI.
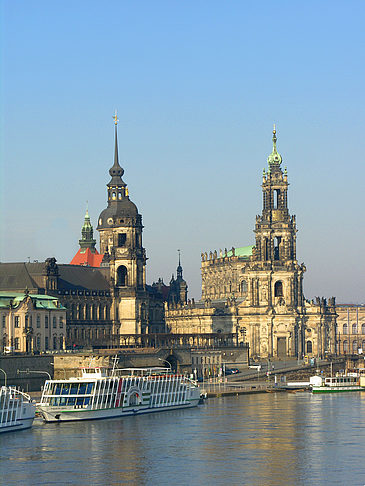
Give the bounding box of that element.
[109,110,125,182]
[267,124,282,168]
[177,249,183,280]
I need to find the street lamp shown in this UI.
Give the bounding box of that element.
[158,358,172,371]
[0,368,7,387]
[17,369,51,380]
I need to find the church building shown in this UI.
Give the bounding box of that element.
[166,129,337,359]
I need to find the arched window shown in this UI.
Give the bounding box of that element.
[352,323,358,334]
[306,340,313,354]
[343,340,349,353]
[112,192,116,200]
[274,281,283,297]
[353,341,358,353]
[273,189,280,209]
[117,266,128,286]
[274,237,281,261]
[241,280,248,297]
[343,324,348,335]
[362,324,365,335]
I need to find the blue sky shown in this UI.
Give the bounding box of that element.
[1,1,364,303]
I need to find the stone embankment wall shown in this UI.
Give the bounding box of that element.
[0,355,54,392]
[0,345,249,390]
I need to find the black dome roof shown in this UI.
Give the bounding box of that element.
[97,199,139,229]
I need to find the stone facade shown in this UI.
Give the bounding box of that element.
[336,305,365,355]
[0,291,66,353]
[166,129,337,359]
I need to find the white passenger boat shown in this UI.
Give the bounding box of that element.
[0,386,36,433]
[310,374,364,394]
[38,366,201,422]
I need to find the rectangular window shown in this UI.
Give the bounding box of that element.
[53,317,57,328]
[59,317,63,328]
[45,316,49,328]
[14,337,19,350]
[118,233,126,247]
[14,316,20,328]
[2,315,5,328]
[53,336,57,350]
[45,336,49,350]
[37,315,41,328]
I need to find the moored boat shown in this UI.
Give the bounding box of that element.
[0,386,36,433]
[38,366,201,422]
[310,374,364,393]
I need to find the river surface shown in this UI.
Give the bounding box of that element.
[1,392,365,485]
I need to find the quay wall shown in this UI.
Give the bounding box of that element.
[0,345,248,390]
[0,355,54,392]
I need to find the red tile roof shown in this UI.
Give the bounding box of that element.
[70,248,104,267]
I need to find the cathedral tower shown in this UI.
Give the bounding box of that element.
[97,114,147,334]
[250,126,305,312]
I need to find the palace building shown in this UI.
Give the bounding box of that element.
[0,118,166,349]
[0,290,66,353]
[166,129,337,359]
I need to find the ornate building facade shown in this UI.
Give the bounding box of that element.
[336,305,365,355]
[0,290,66,353]
[166,129,337,359]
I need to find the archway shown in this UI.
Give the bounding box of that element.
[117,266,128,286]
[164,355,178,373]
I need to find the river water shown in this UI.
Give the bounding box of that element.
[1,392,365,485]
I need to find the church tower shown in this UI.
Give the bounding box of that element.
[250,126,305,312]
[168,251,188,305]
[97,114,147,334]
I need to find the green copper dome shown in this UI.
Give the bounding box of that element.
[267,126,282,167]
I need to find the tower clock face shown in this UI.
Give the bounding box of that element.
[107,218,113,225]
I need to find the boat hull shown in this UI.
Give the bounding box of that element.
[38,399,200,423]
[312,386,363,393]
[0,417,34,433]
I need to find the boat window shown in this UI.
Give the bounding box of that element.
[61,384,71,395]
[70,384,79,395]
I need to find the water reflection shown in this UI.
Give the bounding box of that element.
[1,393,365,485]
